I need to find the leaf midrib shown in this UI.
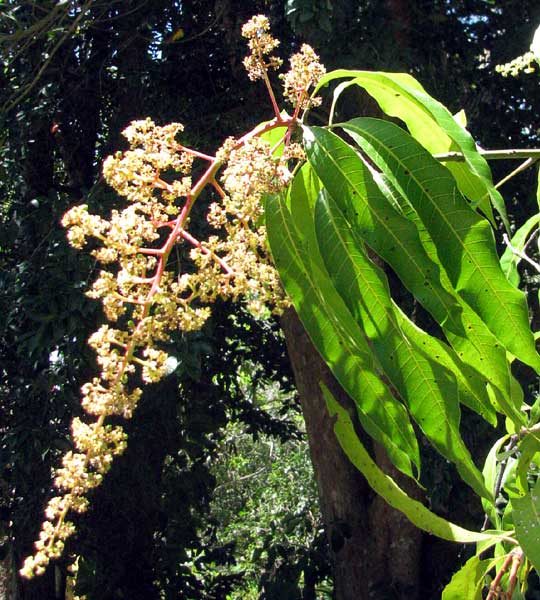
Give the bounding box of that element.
[349,124,523,337]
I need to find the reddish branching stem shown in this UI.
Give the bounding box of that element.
[179,228,234,276]
[486,548,524,600]
[256,45,281,120]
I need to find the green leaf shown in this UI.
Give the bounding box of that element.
[482,435,511,529]
[315,69,507,229]
[340,117,540,373]
[393,309,497,427]
[441,555,490,600]
[516,433,540,493]
[323,384,509,544]
[500,214,540,287]
[283,161,321,245]
[315,191,491,498]
[259,119,288,157]
[511,477,540,573]
[530,393,540,426]
[453,109,467,128]
[316,184,496,425]
[265,191,420,478]
[536,164,540,212]
[304,125,523,424]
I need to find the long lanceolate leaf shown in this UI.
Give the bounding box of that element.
[265,190,420,479]
[315,69,508,230]
[323,385,509,546]
[315,191,490,498]
[303,126,525,424]
[315,187,494,427]
[340,118,540,373]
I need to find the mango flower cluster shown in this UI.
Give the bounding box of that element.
[21,14,326,578]
[241,14,283,81]
[20,118,189,578]
[497,24,540,76]
[496,51,537,77]
[281,44,326,109]
[193,136,305,316]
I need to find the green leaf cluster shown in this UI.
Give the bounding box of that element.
[267,69,540,597]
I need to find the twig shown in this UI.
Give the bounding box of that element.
[3,0,94,114]
[255,45,281,120]
[522,228,540,253]
[487,552,514,600]
[495,157,540,190]
[179,229,234,276]
[503,233,540,273]
[213,465,269,491]
[434,149,540,161]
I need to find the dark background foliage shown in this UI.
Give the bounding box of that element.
[2,1,540,598]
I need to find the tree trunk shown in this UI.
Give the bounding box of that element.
[281,309,423,599]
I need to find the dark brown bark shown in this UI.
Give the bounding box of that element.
[281,308,423,599]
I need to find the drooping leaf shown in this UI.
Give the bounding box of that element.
[315,190,490,498]
[482,435,511,529]
[323,384,509,545]
[340,117,540,373]
[316,185,495,423]
[441,555,490,600]
[265,191,420,478]
[283,161,321,245]
[511,477,540,573]
[315,69,507,228]
[303,125,523,424]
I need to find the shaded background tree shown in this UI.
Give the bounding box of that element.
[2,1,540,598]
